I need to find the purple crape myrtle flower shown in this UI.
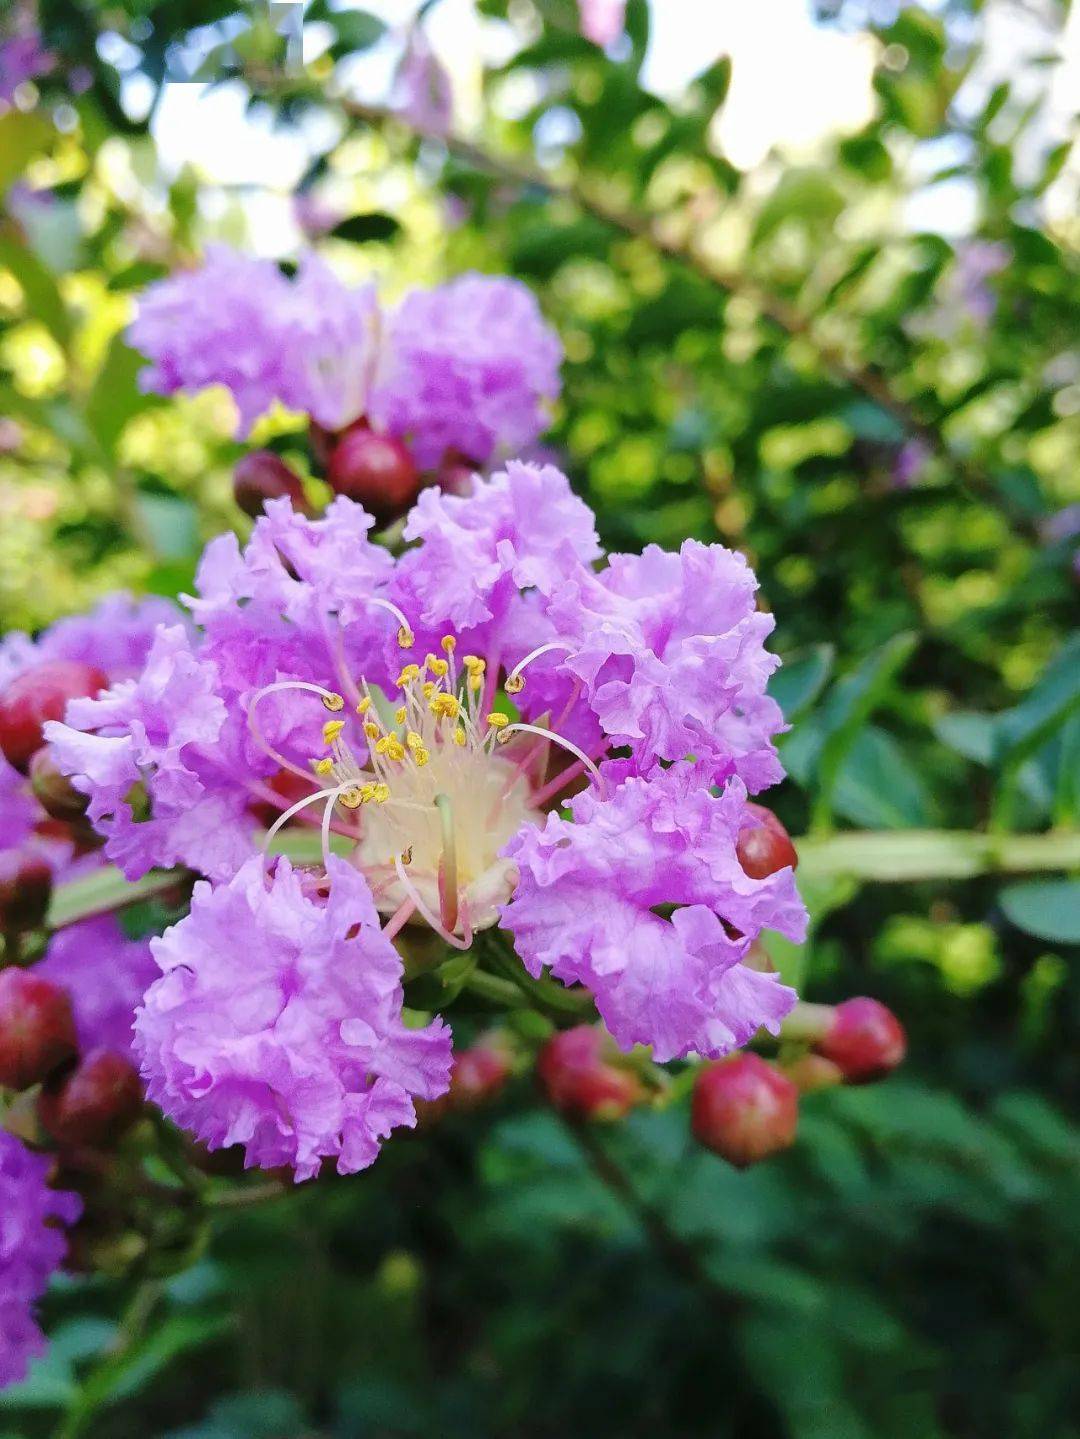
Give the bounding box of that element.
[0,30,53,103]
[577,0,627,48]
[51,463,804,1089]
[128,250,563,467]
[0,593,183,863]
[501,768,804,1061]
[36,916,156,1059]
[0,1131,81,1389]
[370,274,563,469]
[394,26,453,136]
[133,856,452,1181]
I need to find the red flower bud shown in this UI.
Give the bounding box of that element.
[0,661,108,773]
[0,968,77,1089]
[0,848,53,934]
[28,748,89,820]
[449,1040,511,1110]
[537,1025,643,1122]
[816,997,906,1084]
[735,803,798,880]
[326,428,420,526]
[38,1049,142,1148]
[691,1054,798,1168]
[233,450,309,519]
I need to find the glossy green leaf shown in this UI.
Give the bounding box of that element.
[999,879,1080,944]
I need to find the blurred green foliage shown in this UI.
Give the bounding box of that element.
[1,0,1079,1434]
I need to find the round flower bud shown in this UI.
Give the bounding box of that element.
[28,748,89,821]
[38,1049,143,1148]
[326,427,420,526]
[735,803,798,880]
[816,997,906,1084]
[233,450,309,519]
[0,849,53,934]
[537,1025,643,1122]
[0,968,77,1090]
[449,1038,511,1110]
[691,1054,799,1168]
[0,661,108,773]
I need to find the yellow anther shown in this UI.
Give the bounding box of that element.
[339,787,364,809]
[440,635,456,654]
[356,695,372,716]
[486,712,509,731]
[397,625,415,649]
[452,726,467,747]
[363,720,381,741]
[401,846,413,865]
[468,672,484,693]
[313,757,334,777]
[406,730,424,750]
[505,673,525,695]
[412,747,430,767]
[322,719,345,745]
[429,657,448,677]
[430,692,460,721]
[396,664,421,687]
[322,692,345,713]
[421,680,436,699]
[394,705,408,726]
[462,655,485,674]
[372,783,390,804]
[376,735,406,762]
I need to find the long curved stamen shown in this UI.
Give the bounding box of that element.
[363,596,415,649]
[263,783,353,854]
[433,793,459,933]
[248,681,345,783]
[500,723,608,800]
[393,853,470,950]
[503,641,576,694]
[247,780,358,840]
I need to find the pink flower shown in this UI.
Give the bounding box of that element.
[133,857,452,1181]
[577,0,626,48]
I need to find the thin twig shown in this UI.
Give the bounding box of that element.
[566,1119,739,1317]
[331,94,1036,536]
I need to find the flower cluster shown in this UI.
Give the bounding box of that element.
[47,458,806,1177]
[128,249,562,465]
[0,1132,80,1387]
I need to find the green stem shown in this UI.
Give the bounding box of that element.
[47,867,186,930]
[795,827,1080,883]
[50,1281,164,1439]
[46,827,1079,936]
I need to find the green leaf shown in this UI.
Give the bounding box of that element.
[999,879,1080,944]
[85,334,164,455]
[753,169,845,245]
[832,726,934,829]
[768,644,834,720]
[0,111,52,196]
[328,10,387,55]
[994,634,1080,765]
[812,633,918,829]
[0,235,71,347]
[135,493,200,561]
[933,711,995,765]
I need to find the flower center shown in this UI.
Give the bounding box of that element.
[249,617,605,947]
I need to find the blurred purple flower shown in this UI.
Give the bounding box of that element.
[577,0,627,47]
[950,241,1009,328]
[0,30,53,103]
[892,438,931,490]
[394,28,452,136]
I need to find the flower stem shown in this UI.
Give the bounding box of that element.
[47,867,186,931]
[50,1281,164,1439]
